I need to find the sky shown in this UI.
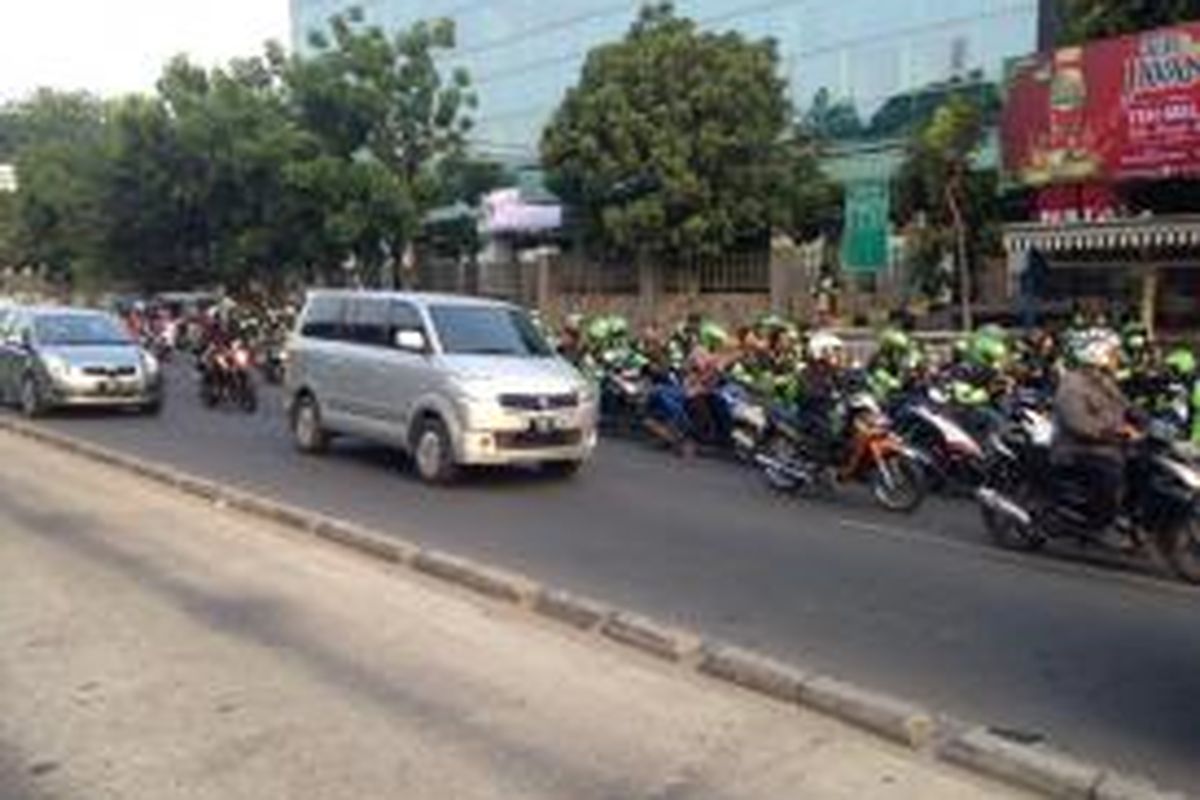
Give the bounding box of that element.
[0,0,291,102]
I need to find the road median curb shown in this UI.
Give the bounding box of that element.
[698,644,808,703]
[1,415,1190,800]
[800,674,938,750]
[533,589,612,630]
[413,550,539,605]
[600,612,702,663]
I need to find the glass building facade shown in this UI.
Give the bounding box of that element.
[291,0,1042,163]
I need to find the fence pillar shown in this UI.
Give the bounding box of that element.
[535,252,554,314]
[637,257,660,324]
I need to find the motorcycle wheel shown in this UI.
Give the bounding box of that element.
[869,453,926,513]
[980,484,1047,551]
[1155,516,1200,584]
[239,376,258,413]
[199,376,218,408]
[761,433,804,493]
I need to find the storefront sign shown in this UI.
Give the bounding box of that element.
[840,179,889,273]
[1003,22,1200,185]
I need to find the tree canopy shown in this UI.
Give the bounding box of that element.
[541,2,831,261]
[0,8,477,294]
[1059,0,1200,44]
[894,94,999,317]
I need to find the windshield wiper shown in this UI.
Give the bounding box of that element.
[459,347,524,356]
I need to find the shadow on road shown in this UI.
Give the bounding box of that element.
[0,481,653,800]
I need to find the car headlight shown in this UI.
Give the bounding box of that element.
[578,381,599,405]
[42,355,70,379]
[141,350,160,376]
[455,380,497,404]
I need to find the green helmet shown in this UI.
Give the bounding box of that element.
[1166,348,1197,378]
[584,316,611,344]
[878,327,911,355]
[755,313,788,333]
[607,315,629,340]
[972,336,1009,370]
[1122,322,1149,354]
[700,321,729,350]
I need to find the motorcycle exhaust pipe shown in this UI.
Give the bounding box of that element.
[753,453,812,484]
[976,487,1033,529]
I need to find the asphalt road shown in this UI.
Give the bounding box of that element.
[1,429,1018,800]
[20,365,1200,793]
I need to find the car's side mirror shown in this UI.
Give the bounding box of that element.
[394,329,427,354]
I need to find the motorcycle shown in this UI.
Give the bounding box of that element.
[977,420,1200,584]
[754,391,928,513]
[889,386,987,496]
[257,343,287,386]
[598,365,651,436]
[198,340,258,413]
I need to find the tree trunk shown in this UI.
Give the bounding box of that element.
[946,172,972,332]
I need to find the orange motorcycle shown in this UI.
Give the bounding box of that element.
[754,391,927,513]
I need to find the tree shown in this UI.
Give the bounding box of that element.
[771,129,842,243]
[274,9,476,286]
[894,94,998,328]
[803,88,864,141]
[1059,0,1200,44]
[6,91,111,288]
[541,2,794,262]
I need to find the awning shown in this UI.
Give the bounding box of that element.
[1004,215,1200,253]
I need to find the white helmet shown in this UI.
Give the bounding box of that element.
[808,331,846,363]
[1075,331,1121,371]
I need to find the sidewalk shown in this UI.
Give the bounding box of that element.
[0,429,1027,799]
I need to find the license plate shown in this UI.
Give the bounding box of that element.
[531,417,559,434]
[97,381,111,394]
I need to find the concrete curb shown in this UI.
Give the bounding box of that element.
[941,727,1102,799]
[800,674,937,750]
[698,645,808,704]
[600,612,702,663]
[413,550,539,605]
[533,589,612,631]
[1,415,1190,800]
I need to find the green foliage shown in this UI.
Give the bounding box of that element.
[271,11,475,286]
[0,10,475,293]
[1059,0,1200,44]
[894,94,999,305]
[4,91,110,287]
[803,88,864,141]
[541,2,807,261]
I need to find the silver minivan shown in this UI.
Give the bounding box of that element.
[285,291,598,483]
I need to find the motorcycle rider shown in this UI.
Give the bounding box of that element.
[947,327,1009,439]
[796,331,848,462]
[1052,332,1131,529]
[1118,319,1158,410]
[681,321,734,450]
[1154,347,1200,443]
[868,327,923,405]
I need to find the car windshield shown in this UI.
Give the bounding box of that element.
[429,305,552,357]
[34,314,131,346]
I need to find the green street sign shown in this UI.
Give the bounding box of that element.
[841,179,889,274]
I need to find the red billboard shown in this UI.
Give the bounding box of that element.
[1003,22,1200,186]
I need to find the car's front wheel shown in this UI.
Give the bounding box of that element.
[20,374,45,418]
[292,394,329,454]
[411,416,459,485]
